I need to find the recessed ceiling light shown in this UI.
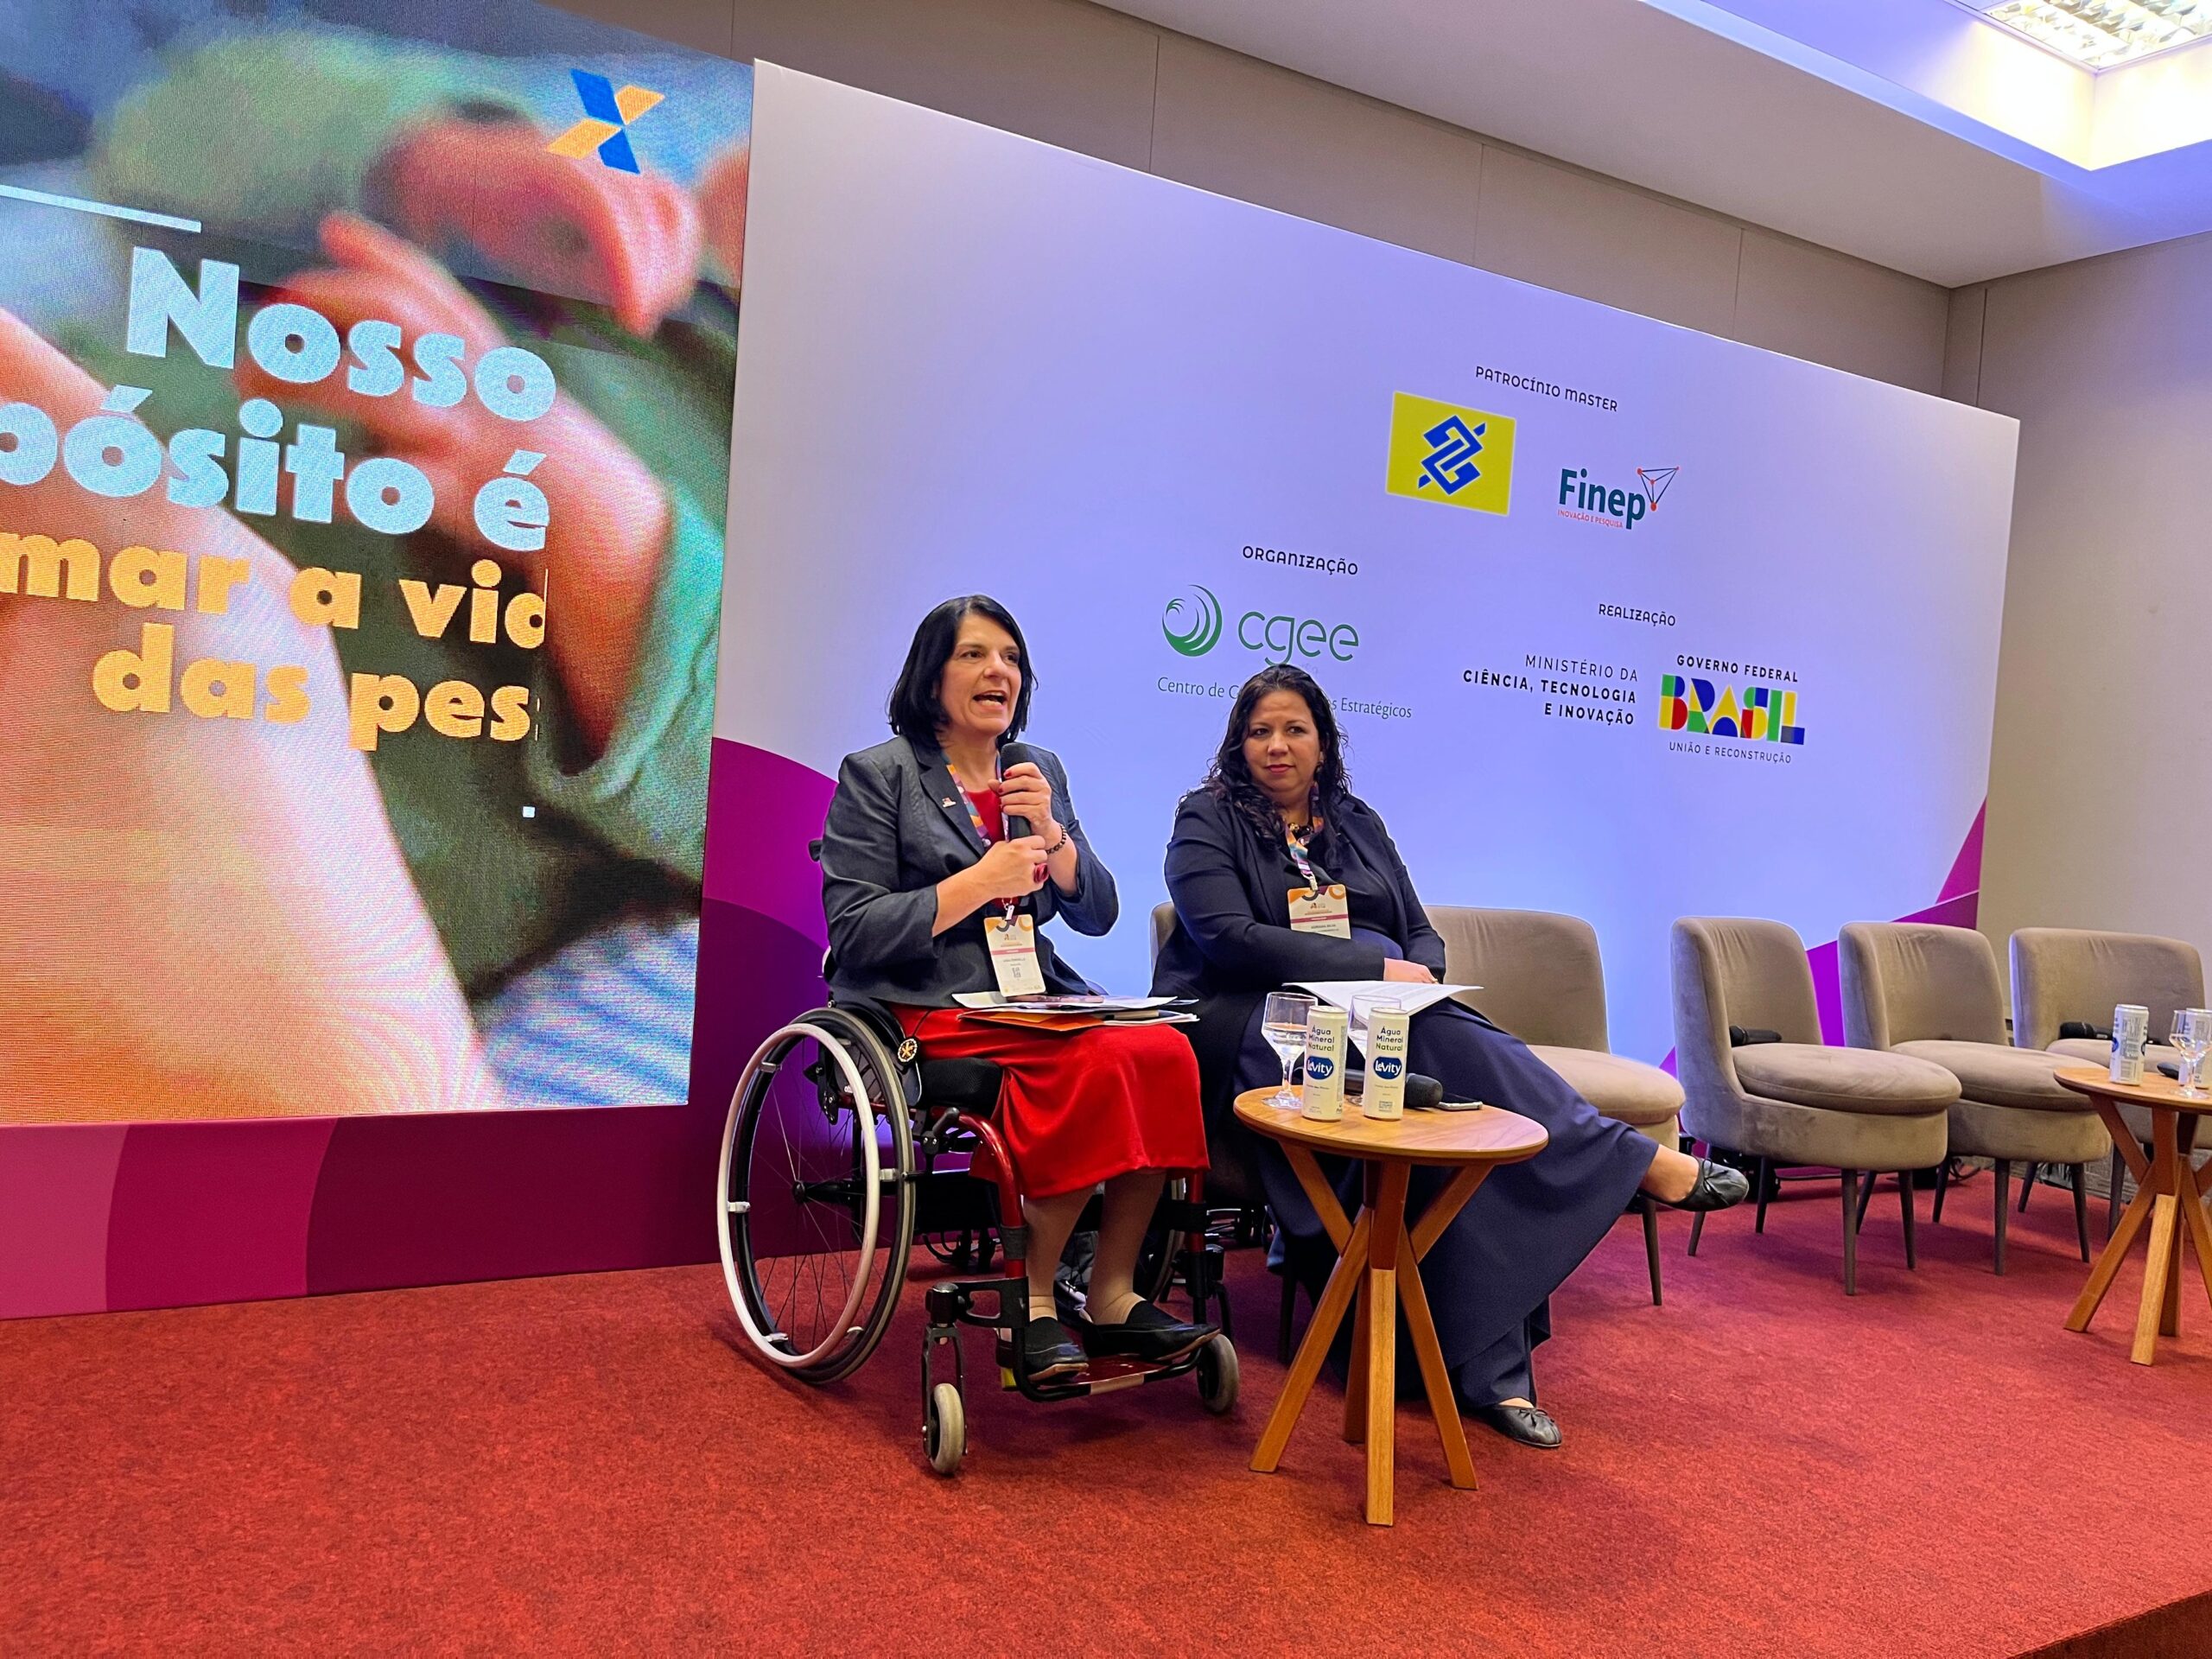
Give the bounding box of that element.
[1960,0,2212,68]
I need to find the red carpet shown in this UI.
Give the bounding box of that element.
[6,1172,2212,1656]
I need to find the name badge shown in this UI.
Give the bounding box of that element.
[986,912,1046,995]
[1287,884,1351,939]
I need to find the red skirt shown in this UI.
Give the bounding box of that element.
[896,1009,1207,1199]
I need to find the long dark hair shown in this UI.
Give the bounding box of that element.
[886,594,1036,747]
[1202,665,1350,844]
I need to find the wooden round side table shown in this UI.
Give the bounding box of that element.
[1234,1087,1548,1526]
[2056,1065,2212,1365]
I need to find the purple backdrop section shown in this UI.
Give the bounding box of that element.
[0,1125,128,1318]
[105,1120,336,1311]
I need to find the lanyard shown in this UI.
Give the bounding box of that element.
[956,762,1020,924]
[1284,806,1327,890]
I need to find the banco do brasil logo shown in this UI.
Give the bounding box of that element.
[548,69,665,173]
[1162,585,1224,657]
[1384,391,1516,517]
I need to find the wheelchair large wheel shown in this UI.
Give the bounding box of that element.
[1135,1175,1194,1306]
[718,1010,916,1383]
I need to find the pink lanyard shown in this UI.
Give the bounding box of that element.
[957,764,1020,924]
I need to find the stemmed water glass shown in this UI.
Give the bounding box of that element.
[2170,1008,2212,1098]
[1262,991,1317,1109]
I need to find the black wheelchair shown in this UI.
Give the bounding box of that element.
[715,996,1239,1474]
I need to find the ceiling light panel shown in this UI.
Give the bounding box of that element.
[1963,0,2212,68]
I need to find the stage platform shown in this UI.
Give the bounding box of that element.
[4,1168,2209,1656]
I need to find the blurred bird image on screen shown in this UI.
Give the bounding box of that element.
[0,0,753,1120]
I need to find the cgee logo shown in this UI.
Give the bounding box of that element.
[1661,676,1804,744]
[1384,391,1515,516]
[1158,586,1360,664]
[1161,585,1224,657]
[1558,464,1678,531]
[548,69,666,174]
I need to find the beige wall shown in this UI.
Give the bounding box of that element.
[1947,236,2212,994]
[551,0,1951,393]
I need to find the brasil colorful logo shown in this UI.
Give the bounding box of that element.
[1660,676,1805,744]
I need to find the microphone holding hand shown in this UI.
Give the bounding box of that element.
[995,742,1077,897]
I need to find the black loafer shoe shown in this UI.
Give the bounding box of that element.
[1077,1298,1217,1364]
[996,1315,1084,1382]
[1657,1158,1752,1213]
[1471,1402,1563,1449]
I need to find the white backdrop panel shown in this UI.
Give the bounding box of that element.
[716,65,2020,1062]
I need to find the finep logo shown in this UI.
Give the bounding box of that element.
[1161,586,1224,657]
[1558,465,1678,531]
[1384,391,1515,516]
[547,70,665,173]
[1160,586,1360,664]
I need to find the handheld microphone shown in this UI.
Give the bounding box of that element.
[997,741,1037,840]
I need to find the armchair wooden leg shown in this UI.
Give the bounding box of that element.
[1932,1158,1950,1224]
[1754,1156,1771,1234]
[2108,1147,2125,1240]
[1841,1169,1859,1295]
[2071,1162,2091,1263]
[1856,1170,1878,1231]
[2018,1163,2036,1214]
[1688,1209,1706,1257]
[1639,1194,1662,1306]
[1993,1160,2012,1276]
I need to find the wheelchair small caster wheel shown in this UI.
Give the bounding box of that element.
[925,1382,966,1475]
[1196,1333,1238,1415]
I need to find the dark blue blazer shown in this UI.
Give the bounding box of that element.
[820,735,1114,1007]
[1152,785,1446,1120]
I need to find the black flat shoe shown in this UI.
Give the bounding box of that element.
[1470,1402,1563,1449]
[1656,1158,1751,1212]
[1076,1298,1216,1364]
[995,1314,1084,1381]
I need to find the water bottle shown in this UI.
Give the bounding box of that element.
[1301,1007,1348,1122]
[2113,1004,2148,1085]
[1363,1004,1411,1121]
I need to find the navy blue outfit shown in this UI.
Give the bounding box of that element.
[1152,786,1656,1408]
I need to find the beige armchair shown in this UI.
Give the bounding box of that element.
[1840,923,2101,1273]
[2010,928,2205,1235]
[1427,906,1683,1305]
[1672,918,1957,1294]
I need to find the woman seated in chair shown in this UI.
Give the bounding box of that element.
[820,594,1214,1380]
[1151,664,1748,1447]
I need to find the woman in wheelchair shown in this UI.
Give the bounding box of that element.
[1152,665,1748,1448]
[818,594,1214,1382]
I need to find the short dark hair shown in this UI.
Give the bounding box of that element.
[1204,664,1350,840]
[886,594,1037,747]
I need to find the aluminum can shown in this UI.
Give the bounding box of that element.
[1363,1006,1411,1121]
[1301,1007,1348,1121]
[2113,1003,2149,1085]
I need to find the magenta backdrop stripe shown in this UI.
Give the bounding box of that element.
[1938,802,1987,903]
[0,1125,128,1319]
[703,738,836,946]
[104,1120,336,1312]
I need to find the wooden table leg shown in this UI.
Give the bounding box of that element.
[2133,1109,2182,1364]
[1397,1221,1477,1491]
[1252,1210,1370,1474]
[1362,1162,1411,1527]
[2179,1148,2212,1318]
[2069,1183,2154,1332]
